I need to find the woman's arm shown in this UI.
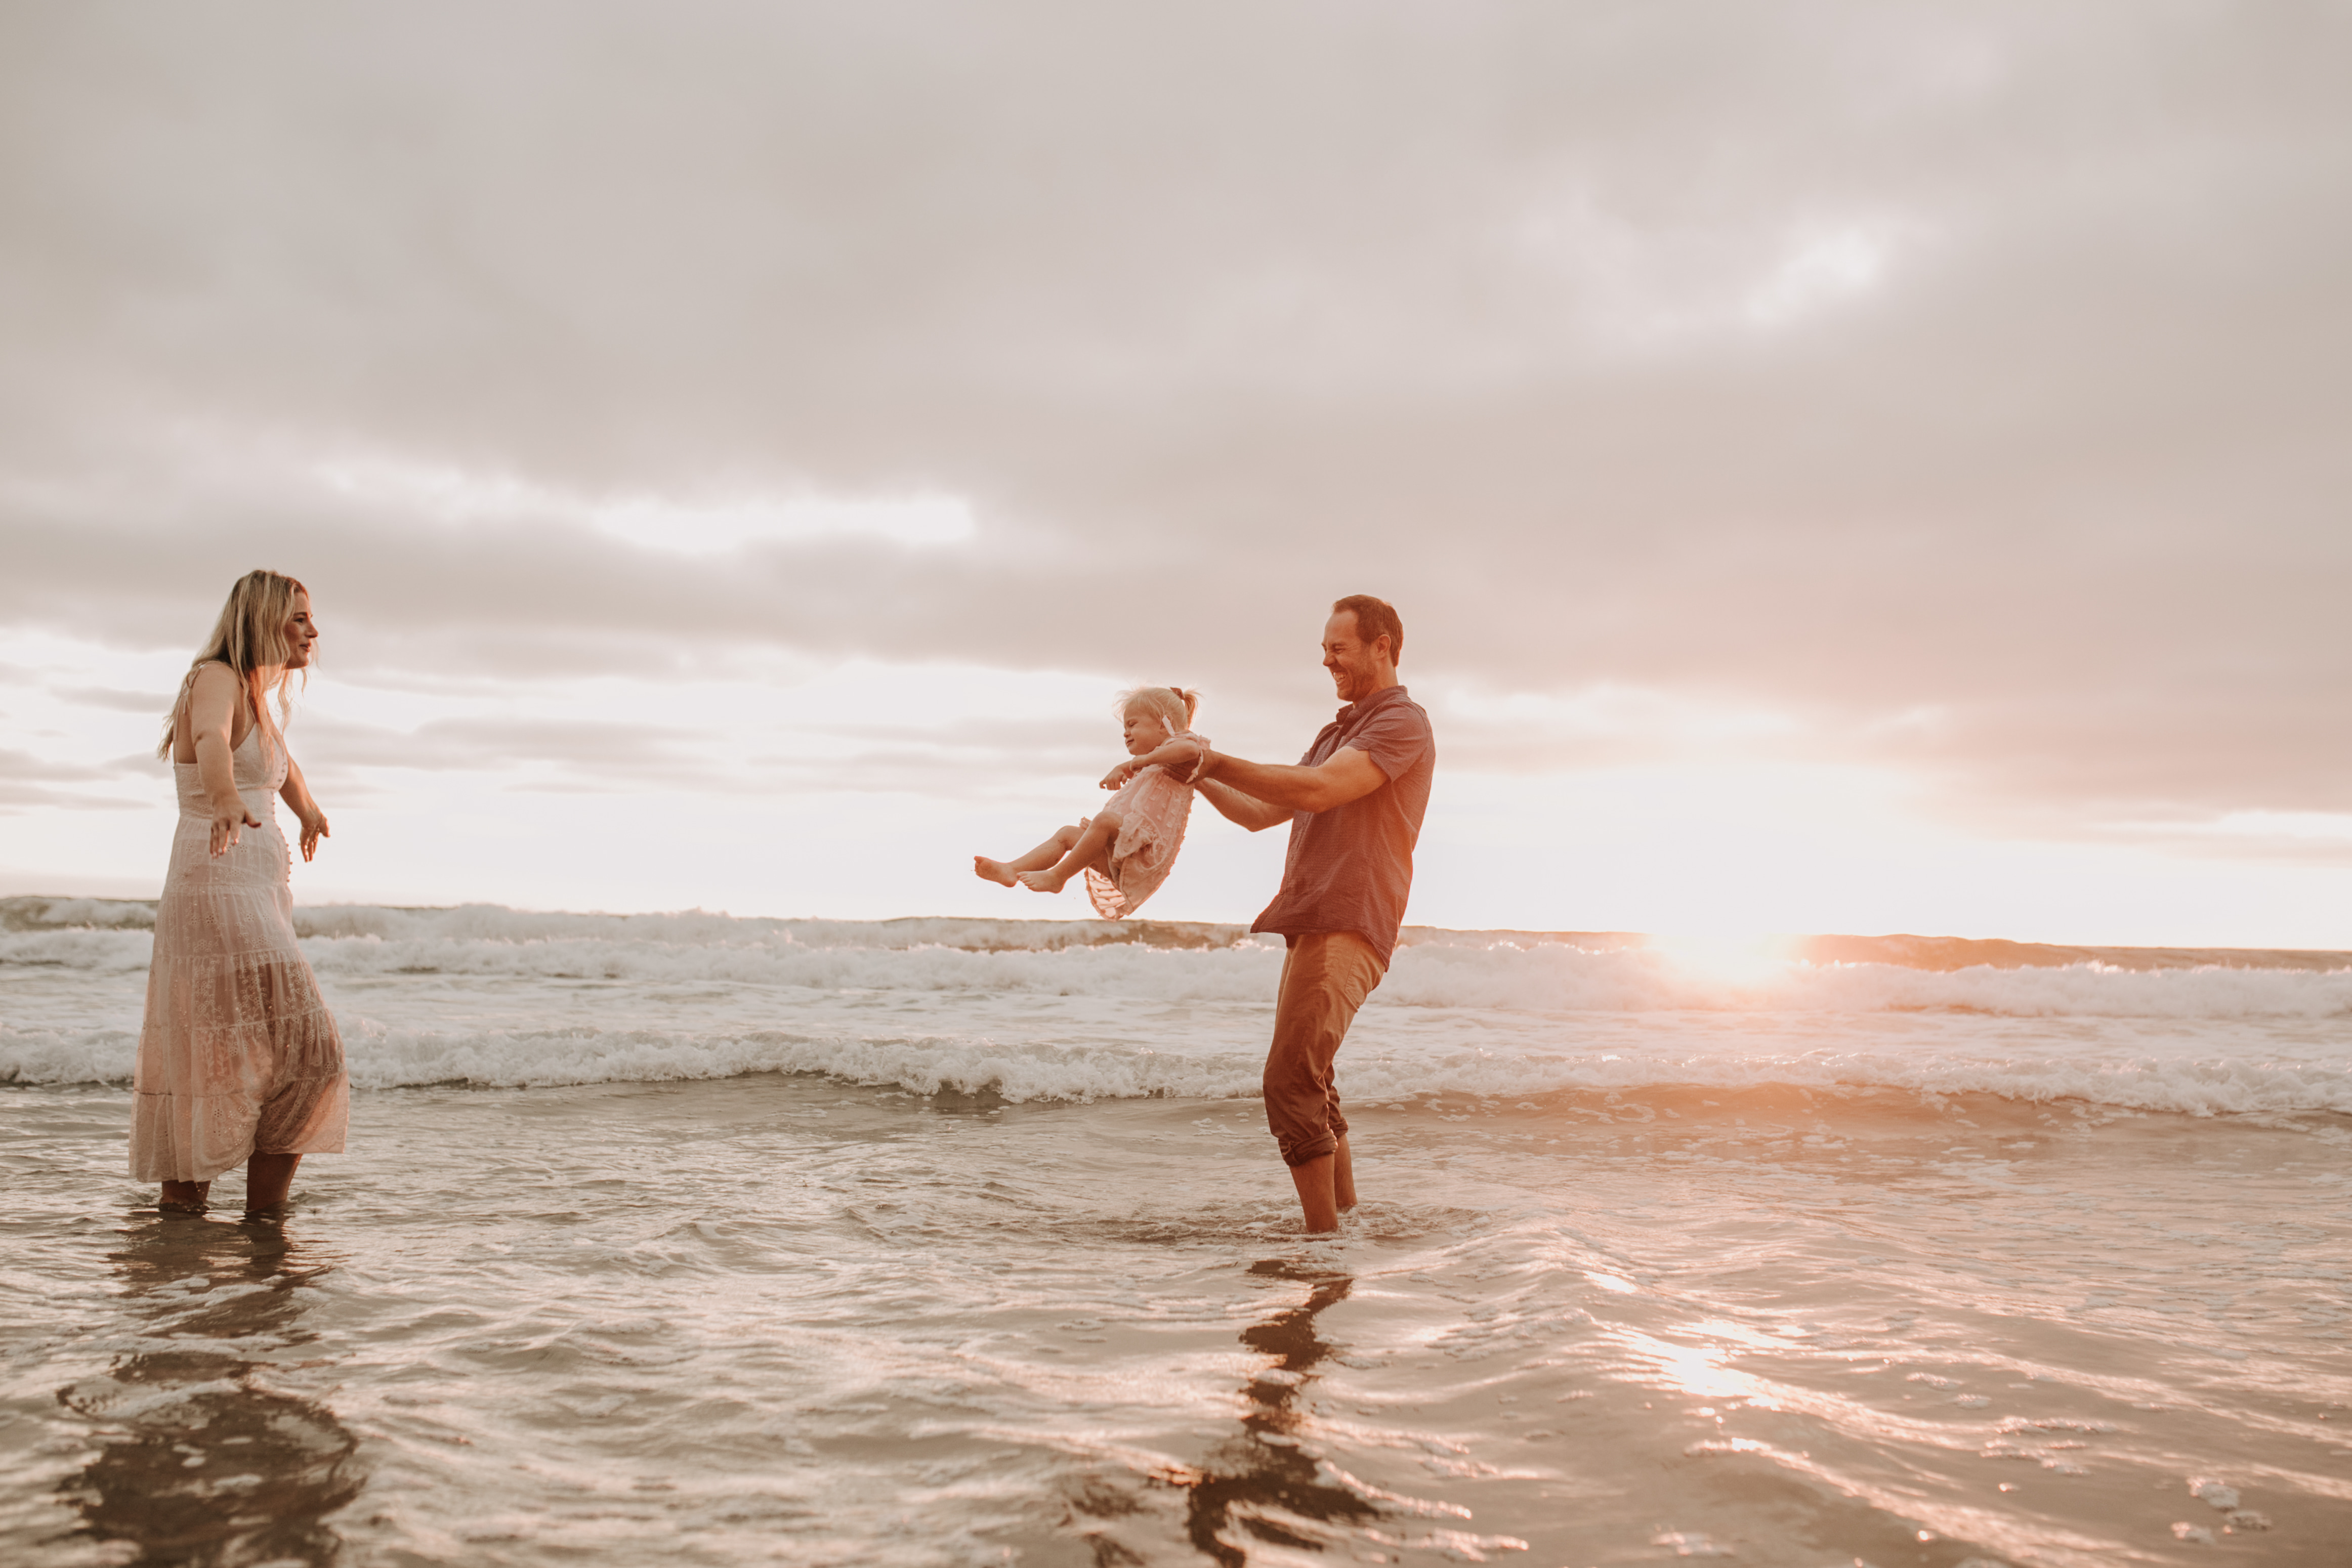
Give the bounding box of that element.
[279,754,331,862]
[185,664,261,858]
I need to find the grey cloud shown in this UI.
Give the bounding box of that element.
[298,714,709,778]
[0,746,130,784]
[52,685,175,713]
[294,708,1124,802]
[2084,826,2352,869]
[740,754,1084,804]
[752,715,1130,800]
[797,715,1119,763]
[2,2,2347,834]
[0,746,148,812]
[0,784,146,813]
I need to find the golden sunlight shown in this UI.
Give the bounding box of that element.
[1642,930,1799,987]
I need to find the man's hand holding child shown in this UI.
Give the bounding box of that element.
[1100,740,1202,792]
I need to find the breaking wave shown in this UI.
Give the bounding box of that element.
[6,900,2347,1114]
[6,900,2347,1019]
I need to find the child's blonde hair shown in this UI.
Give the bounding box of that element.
[1117,686,1198,734]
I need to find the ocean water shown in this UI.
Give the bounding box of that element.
[3,897,2349,1566]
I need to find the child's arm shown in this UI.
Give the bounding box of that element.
[1099,737,1204,790]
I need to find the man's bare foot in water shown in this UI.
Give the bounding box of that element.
[974,856,1021,886]
[1018,865,1073,893]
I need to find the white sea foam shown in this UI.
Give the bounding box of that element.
[327,1020,2352,1114]
[9,1001,2351,1118]
[5,903,2349,1114]
[8,905,2349,1015]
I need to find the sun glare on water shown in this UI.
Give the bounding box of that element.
[1643,931,1796,988]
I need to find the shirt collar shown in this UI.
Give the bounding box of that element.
[1336,684,1409,724]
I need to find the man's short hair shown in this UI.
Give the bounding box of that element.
[1331,595,1403,666]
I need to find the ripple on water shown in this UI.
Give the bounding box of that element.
[5,1078,2351,1564]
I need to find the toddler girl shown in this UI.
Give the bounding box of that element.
[975,686,1205,920]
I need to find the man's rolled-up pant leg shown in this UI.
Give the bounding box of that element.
[1263,931,1384,1168]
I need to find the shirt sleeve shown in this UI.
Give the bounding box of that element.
[1343,703,1432,782]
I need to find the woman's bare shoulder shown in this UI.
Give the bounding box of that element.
[182,662,250,734]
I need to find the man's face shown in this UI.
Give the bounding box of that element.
[1321,611,1390,702]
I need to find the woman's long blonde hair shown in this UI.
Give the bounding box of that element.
[157,570,310,762]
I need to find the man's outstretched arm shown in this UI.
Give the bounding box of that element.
[1197,777,1290,832]
[1191,745,1387,832]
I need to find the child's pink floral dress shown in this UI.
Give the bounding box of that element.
[1083,731,1204,920]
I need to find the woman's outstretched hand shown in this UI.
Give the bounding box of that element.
[298,812,330,862]
[209,800,263,858]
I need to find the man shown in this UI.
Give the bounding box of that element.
[1183,595,1435,1233]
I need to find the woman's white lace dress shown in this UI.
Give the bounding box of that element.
[1083,731,1205,920]
[129,725,349,1181]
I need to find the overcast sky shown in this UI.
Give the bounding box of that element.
[4,2,2347,944]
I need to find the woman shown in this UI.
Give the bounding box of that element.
[133,569,349,1214]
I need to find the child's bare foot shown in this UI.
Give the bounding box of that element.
[1017,866,1071,893]
[974,857,1020,887]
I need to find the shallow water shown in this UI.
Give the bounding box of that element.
[6,1076,2349,1566]
[6,903,2351,1564]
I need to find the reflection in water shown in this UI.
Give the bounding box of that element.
[55,1217,362,1567]
[1178,1260,1381,1567]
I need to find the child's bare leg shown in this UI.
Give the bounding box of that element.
[976,824,1086,886]
[1019,812,1120,894]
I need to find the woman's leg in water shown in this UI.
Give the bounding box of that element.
[159,1179,212,1213]
[245,1153,302,1214]
[163,1154,304,1214]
